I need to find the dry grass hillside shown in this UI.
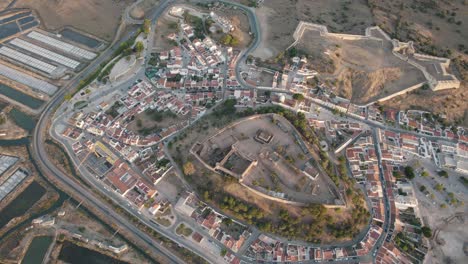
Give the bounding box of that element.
[0,1,11,10]
[335,67,403,101]
[251,0,467,123]
[252,0,374,60]
[368,0,468,124]
[14,0,134,40]
[296,29,425,105]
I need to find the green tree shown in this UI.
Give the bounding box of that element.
[421,226,432,238]
[292,93,305,101]
[438,170,448,178]
[404,166,415,179]
[221,34,233,45]
[64,93,73,101]
[230,36,239,46]
[142,19,151,36]
[393,170,403,179]
[135,41,145,57]
[421,83,430,90]
[288,47,298,57]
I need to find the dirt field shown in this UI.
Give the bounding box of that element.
[14,0,133,41]
[154,171,185,204]
[0,1,11,10]
[295,27,426,105]
[127,109,189,135]
[412,159,468,264]
[153,13,179,51]
[0,109,28,140]
[209,5,252,49]
[130,0,160,20]
[252,0,374,60]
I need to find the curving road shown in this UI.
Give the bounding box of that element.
[192,0,261,89]
[29,0,391,263]
[31,1,188,263]
[216,0,261,89]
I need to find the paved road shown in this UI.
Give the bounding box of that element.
[49,115,225,264]
[29,0,408,262]
[304,96,457,144]
[193,0,261,89]
[30,1,189,263]
[217,0,261,89]
[372,128,391,261]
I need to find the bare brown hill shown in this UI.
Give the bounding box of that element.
[14,0,133,40]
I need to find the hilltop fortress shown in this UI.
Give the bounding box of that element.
[288,22,460,104]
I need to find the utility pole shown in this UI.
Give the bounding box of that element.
[75,200,83,209]
[111,228,120,239]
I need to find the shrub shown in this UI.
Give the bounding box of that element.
[183,162,196,175]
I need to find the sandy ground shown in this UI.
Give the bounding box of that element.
[14,0,134,41]
[252,4,293,59]
[252,0,374,60]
